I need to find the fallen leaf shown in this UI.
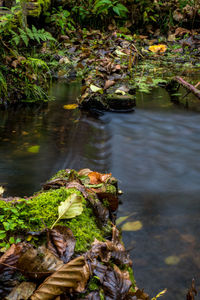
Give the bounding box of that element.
[6,282,36,300]
[164,255,180,265]
[63,104,78,110]
[115,49,127,56]
[31,256,90,300]
[116,216,129,226]
[121,221,143,231]
[47,226,76,263]
[90,84,103,94]
[104,80,115,90]
[115,89,126,95]
[51,193,83,228]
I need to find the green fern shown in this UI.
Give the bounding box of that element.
[11,25,56,47]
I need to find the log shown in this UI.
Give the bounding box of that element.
[174,76,200,100]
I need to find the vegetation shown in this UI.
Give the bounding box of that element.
[0,0,199,103]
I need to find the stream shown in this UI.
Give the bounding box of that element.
[1,81,200,299]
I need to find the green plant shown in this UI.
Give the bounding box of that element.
[10,25,56,47]
[46,7,75,34]
[93,0,128,18]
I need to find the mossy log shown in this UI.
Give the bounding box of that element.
[0,168,140,299]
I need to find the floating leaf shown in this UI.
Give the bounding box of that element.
[90,84,103,94]
[51,193,83,229]
[116,216,129,226]
[149,44,167,53]
[27,145,40,154]
[63,104,78,110]
[121,221,143,231]
[164,255,180,265]
[151,288,167,299]
[31,256,90,300]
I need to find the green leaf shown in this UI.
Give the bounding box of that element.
[51,194,83,229]
[113,6,120,16]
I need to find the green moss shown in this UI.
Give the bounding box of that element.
[28,0,51,17]
[106,184,116,194]
[0,187,105,253]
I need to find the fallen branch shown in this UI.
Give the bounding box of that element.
[174,76,200,100]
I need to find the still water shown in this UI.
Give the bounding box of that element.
[1,82,200,299]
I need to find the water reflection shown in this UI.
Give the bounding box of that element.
[1,82,200,298]
[0,82,112,196]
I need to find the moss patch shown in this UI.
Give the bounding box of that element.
[0,187,106,252]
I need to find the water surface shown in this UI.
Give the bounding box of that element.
[1,82,200,299]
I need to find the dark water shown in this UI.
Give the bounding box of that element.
[1,82,200,299]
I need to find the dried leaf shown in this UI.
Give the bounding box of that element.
[17,245,63,279]
[63,104,78,110]
[5,282,36,300]
[115,49,127,56]
[31,256,90,300]
[88,172,112,185]
[102,266,132,299]
[51,193,83,228]
[104,80,115,90]
[47,226,75,263]
[65,181,88,198]
[83,291,101,299]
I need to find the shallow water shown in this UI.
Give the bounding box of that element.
[1,81,200,299]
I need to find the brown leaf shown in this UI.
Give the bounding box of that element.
[6,281,36,300]
[87,190,109,226]
[17,245,63,280]
[31,256,90,300]
[47,226,76,263]
[65,181,88,198]
[88,172,112,185]
[0,243,28,298]
[102,266,132,299]
[186,279,197,300]
[104,80,115,90]
[83,291,101,299]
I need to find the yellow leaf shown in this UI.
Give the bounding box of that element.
[121,221,143,231]
[115,89,126,95]
[149,44,167,53]
[164,255,180,265]
[151,288,167,300]
[63,104,78,110]
[116,216,129,226]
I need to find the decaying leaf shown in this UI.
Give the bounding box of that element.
[5,281,36,300]
[0,243,28,298]
[82,291,101,299]
[65,181,88,198]
[31,256,90,300]
[51,193,83,228]
[88,172,112,185]
[17,245,63,279]
[87,191,109,226]
[47,226,76,263]
[102,266,132,299]
[43,178,68,190]
[63,104,78,110]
